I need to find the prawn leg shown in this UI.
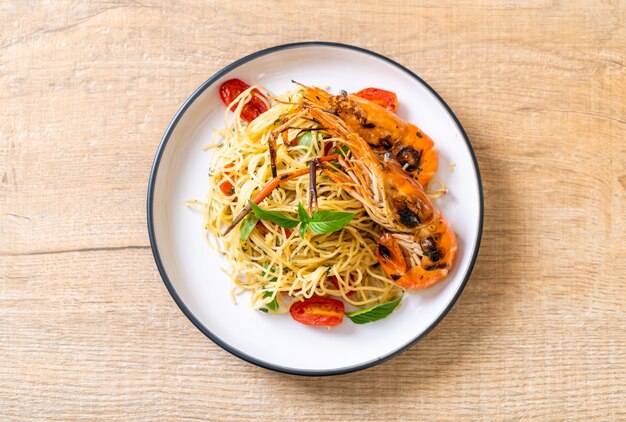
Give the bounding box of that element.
[308,157,321,216]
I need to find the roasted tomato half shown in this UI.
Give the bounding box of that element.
[290,296,344,327]
[218,78,268,122]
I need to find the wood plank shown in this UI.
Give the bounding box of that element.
[1,0,624,420]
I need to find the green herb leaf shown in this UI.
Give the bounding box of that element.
[308,210,355,235]
[297,131,314,147]
[299,223,308,238]
[345,297,402,324]
[297,202,311,223]
[297,203,310,238]
[248,200,299,229]
[239,213,259,241]
[262,290,279,311]
[259,308,268,313]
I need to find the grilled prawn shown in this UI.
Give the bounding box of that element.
[298,84,438,186]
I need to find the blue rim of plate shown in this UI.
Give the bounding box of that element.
[147,41,484,376]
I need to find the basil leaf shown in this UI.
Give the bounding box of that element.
[345,297,402,324]
[259,307,268,313]
[308,210,355,235]
[248,200,299,229]
[297,131,314,147]
[239,213,259,241]
[298,203,310,237]
[297,202,310,223]
[299,223,308,238]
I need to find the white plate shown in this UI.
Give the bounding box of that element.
[148,42,483,375]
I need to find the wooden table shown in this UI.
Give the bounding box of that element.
[1,1,624,420]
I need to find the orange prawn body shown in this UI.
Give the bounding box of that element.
[370,154,457,288]
[301,86,438,186]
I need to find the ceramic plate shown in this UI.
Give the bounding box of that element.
[148,42,483,375]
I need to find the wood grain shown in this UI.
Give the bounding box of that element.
[1,0,624,420]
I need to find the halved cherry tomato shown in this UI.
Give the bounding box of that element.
[219,180,235,196]
[290,296,344,327]
[218,78,268,122]
[354,87,398,113]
